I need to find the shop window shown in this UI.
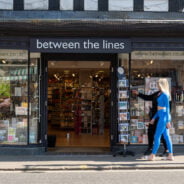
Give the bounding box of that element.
[109,0,133,11]
[130,51,184,145]
[0,50,28,145]
[24,0,48,10]
[144,0,168,12]
[0,0,13,10]
[60,0,74,10]
[29,53,40,144]
[84,0,98,11]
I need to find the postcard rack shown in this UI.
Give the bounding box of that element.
[113,67,135,157]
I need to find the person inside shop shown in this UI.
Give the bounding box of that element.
[132,87,170,156]
[147,78,173,161]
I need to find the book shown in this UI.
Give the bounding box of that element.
[176,105,184,116]
[177,121,184,129]
[137,121,145,129]
[130,136,138,143]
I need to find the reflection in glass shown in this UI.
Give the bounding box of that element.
[0,50,28,145]
[130,51,184,144]
[29,53,40,144]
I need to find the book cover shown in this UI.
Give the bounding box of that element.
[137,121,145,129]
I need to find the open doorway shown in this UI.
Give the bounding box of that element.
[47,60,111,152]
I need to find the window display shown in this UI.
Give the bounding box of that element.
[0,50,28,145]
[129,51,184,144]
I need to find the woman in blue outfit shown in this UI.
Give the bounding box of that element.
[148,78,174,161]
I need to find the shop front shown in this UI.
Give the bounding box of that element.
[0,37,184,154]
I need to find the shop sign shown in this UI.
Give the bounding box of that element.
[132,51,184,60]
[0,50,28,60]
[30,38,131,53]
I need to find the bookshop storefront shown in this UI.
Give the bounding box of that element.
[0,37,184,154]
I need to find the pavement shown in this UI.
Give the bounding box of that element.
[0,153,184,171]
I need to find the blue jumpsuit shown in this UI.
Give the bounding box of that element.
[152,92,173,154]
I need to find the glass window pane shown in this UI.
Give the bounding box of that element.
[29,53,40,144]
[130,51,184,145]
[144,0,168,12]
[109,0,133,11]
[0,50,28,145]
[24,0,48,10]
[60,0,73,10]
[0,0,13,10]
[84,0,98,11]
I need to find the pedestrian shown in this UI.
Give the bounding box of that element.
[132,90,169,156]
[148,78,174,161]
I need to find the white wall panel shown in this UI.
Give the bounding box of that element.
[60,0,74,10]
[0,0,13,10]
[144,0,168,12]
[24,0,48,10]
[109,0,133,11]
[84,0,98,11]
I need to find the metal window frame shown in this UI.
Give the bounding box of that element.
[13,0,24,10]
[49,0,60,10]
[74,0,84,11]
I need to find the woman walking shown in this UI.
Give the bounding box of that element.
[148,78,174,161]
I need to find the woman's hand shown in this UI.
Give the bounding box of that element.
[150,119,155,125]
[166,122,171,129]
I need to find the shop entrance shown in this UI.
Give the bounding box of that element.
[47,59,111,152]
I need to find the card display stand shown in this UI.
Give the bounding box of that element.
[113,67,135,157]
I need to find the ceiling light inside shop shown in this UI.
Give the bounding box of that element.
[100,62,104,67]
[2,60,6,64]
[72,73,75,77]
[150,60,154,64]
[51,62,55,66]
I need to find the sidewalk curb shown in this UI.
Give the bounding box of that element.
[0,166,184,171]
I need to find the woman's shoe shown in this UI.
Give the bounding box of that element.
[166,156,174,161]
[148,154,155,161]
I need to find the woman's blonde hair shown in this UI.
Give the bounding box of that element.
[158,78,171,99]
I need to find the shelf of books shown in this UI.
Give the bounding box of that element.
[117,70,130,144]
